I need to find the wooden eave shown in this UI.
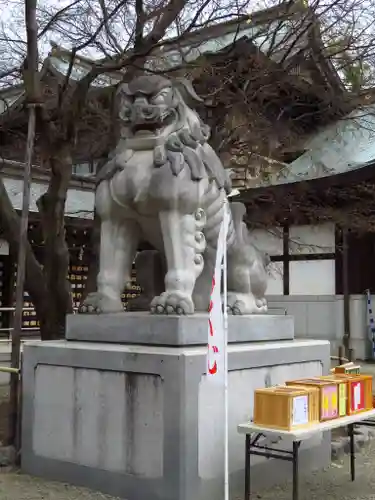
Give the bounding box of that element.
[1,41,346,134]
[307,21,347,95]
[0,159,95,191]
[198,37,349,137]
[239,162,375,225]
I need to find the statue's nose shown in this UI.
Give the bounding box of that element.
[141,106,154,117]
[133,104,156,120]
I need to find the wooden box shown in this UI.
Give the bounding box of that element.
[253,385,320,431]
[317,375,348,417]
[330,374,373,415]
[286,378,342,421]
[334,363,361,375]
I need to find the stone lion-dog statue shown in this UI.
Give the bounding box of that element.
[80,75,269,315]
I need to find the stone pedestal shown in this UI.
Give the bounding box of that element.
[66,312,294,345]
[22,314,331,500]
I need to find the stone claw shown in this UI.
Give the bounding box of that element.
[78,303,99,314]
[150,291,194,315]
[226,292,267,315]
[78,292,123,314]
[166,305,174,315]
[255,298,267,308]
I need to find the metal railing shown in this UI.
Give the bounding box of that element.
[0,304,101,340]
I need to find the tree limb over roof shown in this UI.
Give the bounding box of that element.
[0,0,366,186]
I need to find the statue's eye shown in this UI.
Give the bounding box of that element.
[121,96,133,106]
[150,90,169,104]
[119,106,131,121]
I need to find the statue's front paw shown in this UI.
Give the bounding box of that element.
[79,292,124,314]
[255,297,267,308]
[150,291,194,315]
[227,293,267,315]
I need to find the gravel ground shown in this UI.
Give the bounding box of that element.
[0,443,373,499]
[252,440,375,500]
[0,362,373,499]
[0,471,121,499]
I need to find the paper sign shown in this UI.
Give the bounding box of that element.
[292,395,309,426]
[353,382,362,410]
[321,385,338,419]
[339,384,347,416]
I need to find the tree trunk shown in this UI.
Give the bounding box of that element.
[0,176,53,335]
[37,143,73,339]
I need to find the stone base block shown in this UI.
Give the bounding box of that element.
[66,312,294,345]
[22,338,331,500]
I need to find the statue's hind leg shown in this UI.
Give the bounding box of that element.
[226,253,261,314]
[226,202,267,315]
[79,181,140,314]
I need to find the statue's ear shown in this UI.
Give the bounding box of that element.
[173,78,204,103]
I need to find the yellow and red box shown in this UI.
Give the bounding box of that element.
[331,374,373,415]
[286,378,342,421]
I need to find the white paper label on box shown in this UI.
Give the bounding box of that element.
[353,383,361,410]
[292,395,309,426]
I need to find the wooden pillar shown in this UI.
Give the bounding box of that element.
[342,227,350,356]
[282,225,290,295]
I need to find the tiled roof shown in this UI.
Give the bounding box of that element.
[0,3,313,116]
[255,104,375,187]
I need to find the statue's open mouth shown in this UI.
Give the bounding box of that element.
[133,123,159,134]
[131,112,175,136]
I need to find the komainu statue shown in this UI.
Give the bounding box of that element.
[80,75,269,315]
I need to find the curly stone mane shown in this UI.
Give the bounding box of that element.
[159,85,231,193]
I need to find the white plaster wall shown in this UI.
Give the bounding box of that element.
[251,227,283,255]
[289,223,335,254]
[32,365,164,477]
[289,260,335,295]
[267,295,372,359]
[198,359,323,479]
[267,262,284,295]
[252,223,336,296]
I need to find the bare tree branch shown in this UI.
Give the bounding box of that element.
[23,0,41,103]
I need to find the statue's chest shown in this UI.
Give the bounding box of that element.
[111,150,155,204]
